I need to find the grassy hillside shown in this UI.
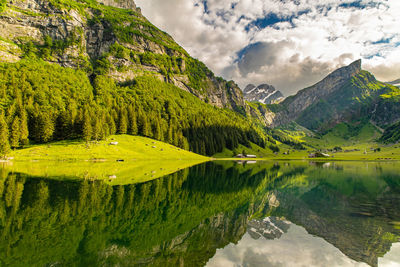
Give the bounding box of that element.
[9,134,207,161]
[380,121,400,144]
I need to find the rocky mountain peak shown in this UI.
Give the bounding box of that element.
[97,0,136,10]
[264,59,363,127]
[326,59,361,81]
[244,84,256,93]
[243,83,284,104]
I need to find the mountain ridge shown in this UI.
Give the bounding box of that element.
[388,78,400,88]
[260,60,400,134]
[243,83,284,104]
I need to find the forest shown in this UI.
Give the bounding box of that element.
[0,60,269,156]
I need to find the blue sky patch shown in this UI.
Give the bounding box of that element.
[245,10,310,31]
[202,0,209,14]
[338,1,378,9]
[372,38,392,45]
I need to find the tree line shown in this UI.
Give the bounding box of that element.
[0,60,268,157]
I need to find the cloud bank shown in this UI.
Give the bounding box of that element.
[135,0,400,96]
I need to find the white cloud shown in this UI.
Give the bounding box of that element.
[135,0,400,95]
[206,223,369,267]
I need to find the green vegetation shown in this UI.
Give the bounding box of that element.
[213,142,275,158]
[0,0,6,13]
[3,159,207,186]
[0,60,267,157]
[380,121,400,144]
[295,71,400,131]
[10,134,207,161]
[0,161,283,266]
[266,103,287,113]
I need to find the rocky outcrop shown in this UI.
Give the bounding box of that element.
[97,0,136,10]
[243,83,284,104]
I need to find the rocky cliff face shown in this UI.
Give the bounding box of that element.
[97,0,137,9]
[0,0,246,111]
[243,83,284,104]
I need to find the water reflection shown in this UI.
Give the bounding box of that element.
[0,161,399,266]
[208,218,369,267]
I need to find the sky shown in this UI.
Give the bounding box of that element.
[135,0,400,96]
[206,224,369,267]
[205,222,400,267]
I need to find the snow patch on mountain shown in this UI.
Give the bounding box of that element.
[243,84,284,104]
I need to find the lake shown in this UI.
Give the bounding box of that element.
[0,160,399,266]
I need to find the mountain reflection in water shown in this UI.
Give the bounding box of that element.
[0,160,399,266]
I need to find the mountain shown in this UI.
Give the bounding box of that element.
[243,84,284,104]
[247,217,290,240]
[388,78,400,88]
[263,60,400,133]
[0,0,245,111]
[0,0,270,156]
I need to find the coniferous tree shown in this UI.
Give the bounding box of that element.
[19,111,29,147]
[35,111,54,143]
[138,110,151,137]
[128,105,138,135]
[82,110,92,143]
[152,118,162,140]
[93,117,102,141]
[106,114,116,135]
[0,113,10,157]
[10,116,20,148]
[167,125,173,144]
[118,110,128,134]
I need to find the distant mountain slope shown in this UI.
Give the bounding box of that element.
[243,84,284,104]
[379,121,400,144]
[388,78,400,88]
[263,60,400,133]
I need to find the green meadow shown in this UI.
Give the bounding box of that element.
[9,134,208,161]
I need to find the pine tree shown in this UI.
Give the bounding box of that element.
[118,110,128,134]
[93,117,102,141]
[128,105,138,135]
[0,113,10,158]
[10,116,20,148]
[167,125,173,144]
[19,111,29,147]
[106,114,116,135]
[82,110,92,143]
[153,118,162,140]
[138,110,151,137]
[36,112,54,143]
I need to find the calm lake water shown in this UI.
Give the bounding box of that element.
[0,161,399,267]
